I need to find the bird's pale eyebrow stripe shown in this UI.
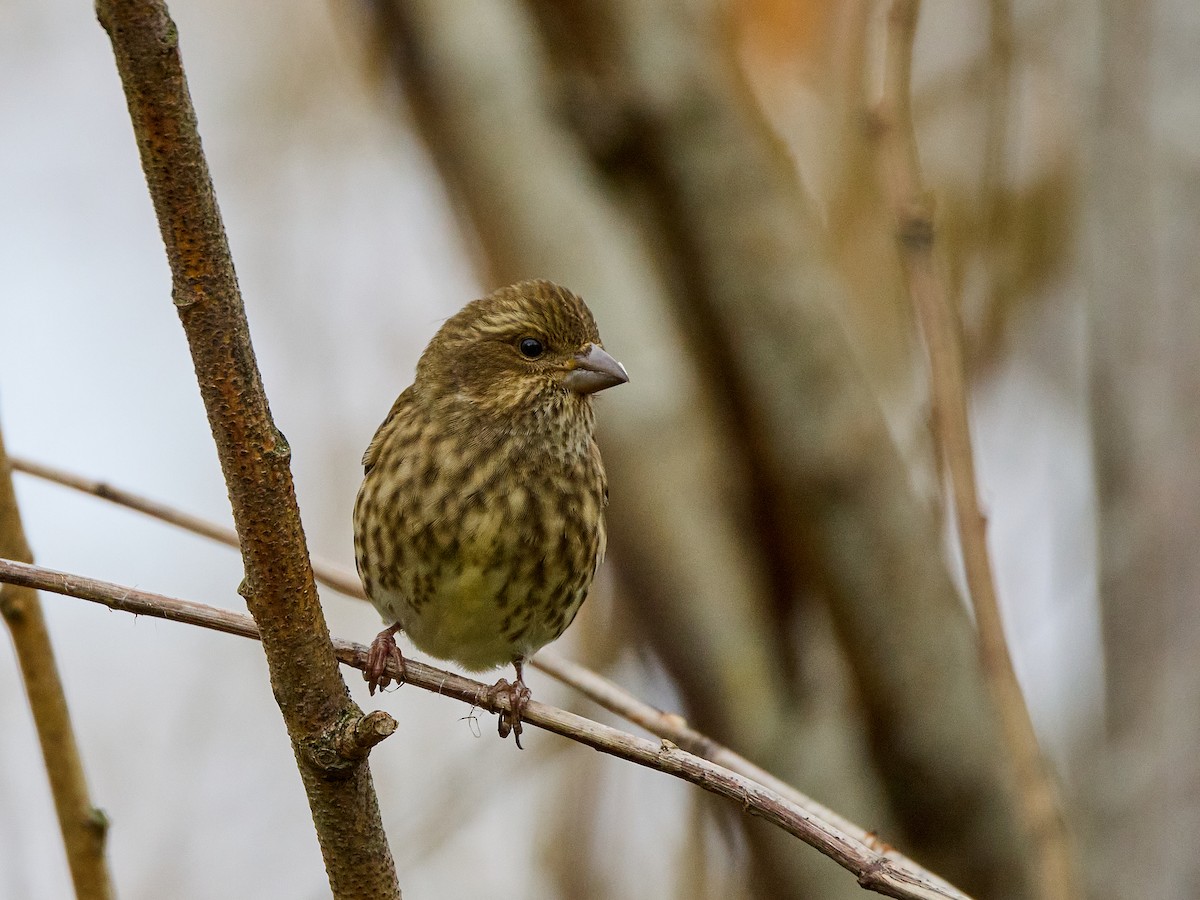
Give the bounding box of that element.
[477,312,546,337]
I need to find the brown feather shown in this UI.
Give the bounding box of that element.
[353,280,619,672]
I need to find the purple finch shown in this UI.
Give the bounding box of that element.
[353,280,628,746]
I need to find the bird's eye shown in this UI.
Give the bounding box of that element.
[518,337,544,359]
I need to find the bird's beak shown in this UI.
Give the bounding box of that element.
[562,343,629,395]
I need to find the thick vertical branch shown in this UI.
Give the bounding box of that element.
[0,431,114,900]
[1087,3,1200,897]
[370,0,1032,895]
[369,0,796,746]
[1088,0,1160,743]
[874,3,1079,899]
[93,2,398,896]
[536,1,1029,895]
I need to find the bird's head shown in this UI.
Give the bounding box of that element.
[416,280,629,415]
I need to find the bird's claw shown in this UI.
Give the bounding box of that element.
[365,626,406,695]
[487,678,532,749]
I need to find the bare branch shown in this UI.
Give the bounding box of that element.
[530,653,970,900]
[10,455,362,596]
[0,556,973,900]
[873,3,1080,898]
[10,457,241,549]
[11,454,965,897]
[0,435,115,900]
[93,0,398,894]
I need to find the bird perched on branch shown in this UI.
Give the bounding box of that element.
[353,280,628,747]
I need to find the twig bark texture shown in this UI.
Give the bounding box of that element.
[874,2,1080,899]
[0,556,972,900]
[0,434,114,900]
[94,1,398,896]
[11,454,969,900]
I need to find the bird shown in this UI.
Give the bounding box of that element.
[353,280,628,747]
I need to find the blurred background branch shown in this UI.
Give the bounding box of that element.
[365,1,1030,896]
[873,1,1078,897]
[0,431,114,900]
[1085,2,1200,898]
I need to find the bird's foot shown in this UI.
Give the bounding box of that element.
[365,625,406,695]
[486,675,532,749]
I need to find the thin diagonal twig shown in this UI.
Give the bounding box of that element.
[0,556,971,900]
[0,438,115,900]
[9,454,361,599]
[11,457,241,548]
[873,3,1079,898]
[11,453,966,897]
[530,653,968,900]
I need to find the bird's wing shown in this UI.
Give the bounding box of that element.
[362,387,417,473]
[594,443,609,572]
